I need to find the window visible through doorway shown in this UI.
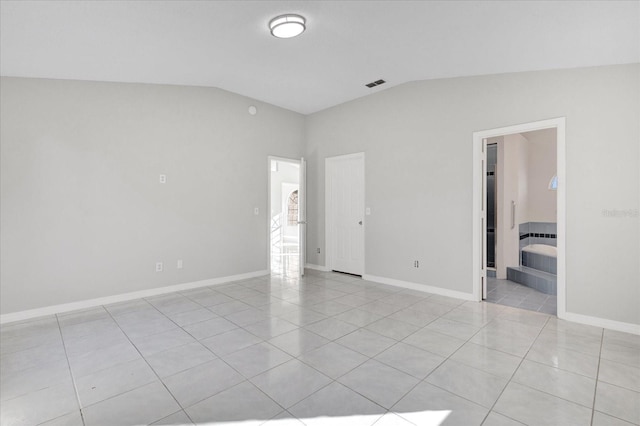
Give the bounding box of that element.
[287,190,299,226]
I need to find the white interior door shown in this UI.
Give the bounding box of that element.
[298,157,306,277]
[326,153,364,276]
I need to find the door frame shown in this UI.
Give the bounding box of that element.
[325,152,365,275]
[472,118,566,319]
[267,156,301,275]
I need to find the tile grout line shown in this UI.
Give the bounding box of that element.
[477,313,552,425]
[386,303,543,424]
[226,281,434,423]
[54,313,87,426]
[103,306,197,425]
[8,273,621,426]
[250,319,386,419]
[142,284,300,420]
[501,328,607,411]
[320,296,493,424]
[412,310,513,422]
[590,327,605,426]
[489,322,612,416]
[285,329,418,423]
[35,285,468,426]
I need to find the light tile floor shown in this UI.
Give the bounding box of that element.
[1,271,639,426]
[486,278,558,315]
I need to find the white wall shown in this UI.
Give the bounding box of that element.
[2,64,638,328]
[523,129,557,222]
[305,64,639,326]
[0,77,304,314]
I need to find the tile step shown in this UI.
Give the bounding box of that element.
[506,266,557,295]
[509,266,556,280]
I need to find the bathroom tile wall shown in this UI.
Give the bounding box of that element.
[519,222,557,252]
[522,251,557,275]
[513,222,558,295]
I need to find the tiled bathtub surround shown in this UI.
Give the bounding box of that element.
[522,250,557,275]
[511,222,558,295]
[519,222,557,248]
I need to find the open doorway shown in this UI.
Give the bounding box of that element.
[473,118,566,319]
[486,130,558,314]
[268,157,304,277]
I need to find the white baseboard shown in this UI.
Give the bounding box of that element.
[364,274,639,335]
[305,263,331,272]
[363,274,477,302]
[0,270,269,325]
[562,312,640,336]
[7,269,636,336]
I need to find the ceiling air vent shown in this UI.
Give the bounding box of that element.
[365,79,386,88]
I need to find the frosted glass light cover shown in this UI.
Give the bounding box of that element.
[269,14,306,38]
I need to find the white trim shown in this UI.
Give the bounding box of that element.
[0,270,268,325]
[563,312,640,336]
[472,118,567,320]
[299,157,307,278]
[556,119,567,319]
[364,274,477,302]
[325,152,365,275]
[305,263,331,272]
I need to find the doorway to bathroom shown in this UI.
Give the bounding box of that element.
[268,157,306,278]
[472,118,566,319]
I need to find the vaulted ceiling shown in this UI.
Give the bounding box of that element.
[1,1,638,114]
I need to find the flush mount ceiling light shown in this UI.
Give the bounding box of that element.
[269,14,306,39]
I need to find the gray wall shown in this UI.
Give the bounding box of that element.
[2,64,638,327]
[305,64,639,325]
[1,77,304,314]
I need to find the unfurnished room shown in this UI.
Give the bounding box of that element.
[1,1,639,425]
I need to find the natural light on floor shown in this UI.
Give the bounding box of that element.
[188,411,452,425]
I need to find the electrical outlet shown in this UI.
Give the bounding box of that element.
[413,260,420,268]
[156,262,163,272]
[177,259,183,269]
[159,174,167,184]
[254,207,259,215]
[317,248,321,253]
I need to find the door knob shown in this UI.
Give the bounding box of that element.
[358,221,363,225]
